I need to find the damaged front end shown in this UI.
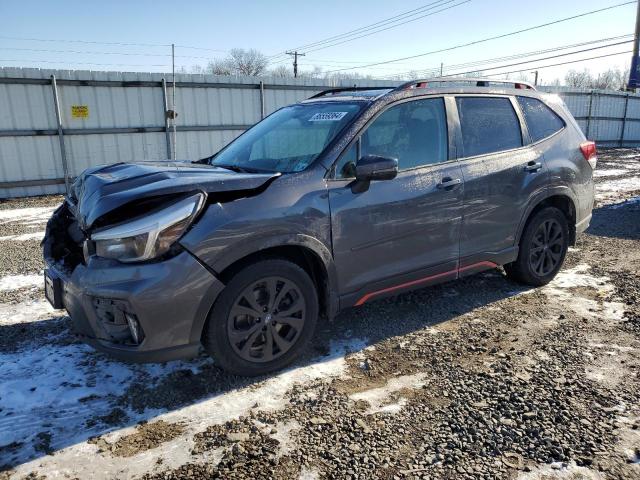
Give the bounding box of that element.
[43,193,210,351]
[40,160,281,361]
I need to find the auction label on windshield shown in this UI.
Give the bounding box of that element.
[309,112,348,122]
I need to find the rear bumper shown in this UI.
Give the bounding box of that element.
[576,213,592,236]
[48,250,224,363]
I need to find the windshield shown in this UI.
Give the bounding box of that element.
[210,102,362,173]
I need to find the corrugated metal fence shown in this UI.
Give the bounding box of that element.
[1,67,639,198]
[0,68,395,198]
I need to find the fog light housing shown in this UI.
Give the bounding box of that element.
[125,313,145,345]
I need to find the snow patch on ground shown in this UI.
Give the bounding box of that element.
[0,299,56,325]
[594,168,628,178]
[299,466,321,480]
[0,273,42,292]
[0,206,56,225]
[596,176,640,204]
[266,419,301,459]
[517,461,605,479]
[545,264,612,292]
[349,373,427,415]
[518,264,624,323]
[0,231,45,241]
[6,337,367,479]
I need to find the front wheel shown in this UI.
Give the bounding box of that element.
[202,259,318,376]
[504,207,569,287]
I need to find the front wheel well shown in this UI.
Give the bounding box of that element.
[521,195,577,245]
[217,245,330,320]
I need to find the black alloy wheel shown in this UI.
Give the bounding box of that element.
[227,276,306,363]
[529,219,564,277]
[202,258,318,376]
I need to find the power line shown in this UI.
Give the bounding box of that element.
[479,50,632,78]
[304,0,471,55]
[270,0,469,65]
[300,35,634,73]
[0,46,172,57]
[438,40,632,77]
[171,45,228,53]
[268,0,453,60]
[0,58,169,68]
[380,34,634,78]
[0,35,170,48]
[0,35,228,55]
[322,1,637,74]
[0,46,234,62]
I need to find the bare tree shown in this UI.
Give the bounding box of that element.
[228,48,268,76]
[565,67,629,90]
[205,49,268,76]
[270,64,291,78]
[592,69,620,90]
[206,58,232,76]
[565,69,593,88]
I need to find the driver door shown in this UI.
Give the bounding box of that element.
[328,97,464,306]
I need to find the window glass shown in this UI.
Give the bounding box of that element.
[456,97,523,157]
[211,103,361,173]
[517,96,565,142]
[334,141,358,179]
[360,98,448,171]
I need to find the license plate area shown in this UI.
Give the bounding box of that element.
[44,269,64,309]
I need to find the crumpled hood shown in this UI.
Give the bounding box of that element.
[70,160,279,230]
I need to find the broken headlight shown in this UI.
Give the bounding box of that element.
[91,193,205,263]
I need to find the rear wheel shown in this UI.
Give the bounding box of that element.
[203,259,318,376]
[504,207,569,286]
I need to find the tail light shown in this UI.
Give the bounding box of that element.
[580,141,597,170]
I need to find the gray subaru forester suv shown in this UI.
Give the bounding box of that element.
[43,78,596,376]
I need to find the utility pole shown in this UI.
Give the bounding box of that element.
[532,70,539,86]
[628,1,640,91]
[440,62,444,77]
[171,43,177,160]
[285,51,305,78]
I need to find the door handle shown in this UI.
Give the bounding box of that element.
[524,161,543,172]
[437,177,462,190]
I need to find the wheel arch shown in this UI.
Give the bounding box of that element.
[211,235,339,324]
[516,190,577,246]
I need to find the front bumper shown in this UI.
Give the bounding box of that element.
[47,250,224,363]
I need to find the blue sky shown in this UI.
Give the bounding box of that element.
[0,0,635,83]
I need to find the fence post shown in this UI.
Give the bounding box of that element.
[620,93,630,148]
[259,80,265,119]
[585,90,594,140]
[161,78,172,159]
[50,75,71,196]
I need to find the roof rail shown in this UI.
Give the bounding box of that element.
[309,86,395,99]
[393,77,537,91]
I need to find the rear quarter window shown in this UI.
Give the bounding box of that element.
[456,97,523,157]
[517,96,565,143]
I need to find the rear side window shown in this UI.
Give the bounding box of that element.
[517,96,565,142]
[456,97,523,157]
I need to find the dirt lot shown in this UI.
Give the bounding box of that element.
[1,149,639,479]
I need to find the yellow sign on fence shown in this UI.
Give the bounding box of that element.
[71,105,89,119]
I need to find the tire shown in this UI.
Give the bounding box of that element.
[504,207,569,287]
[202,258,318,376]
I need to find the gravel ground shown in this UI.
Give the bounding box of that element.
[0,150,639,479]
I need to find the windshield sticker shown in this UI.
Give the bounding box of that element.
[309,112,348,122]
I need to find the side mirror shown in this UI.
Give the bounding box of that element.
[355,155,398,182]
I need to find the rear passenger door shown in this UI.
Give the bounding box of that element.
[454,96,548,264]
